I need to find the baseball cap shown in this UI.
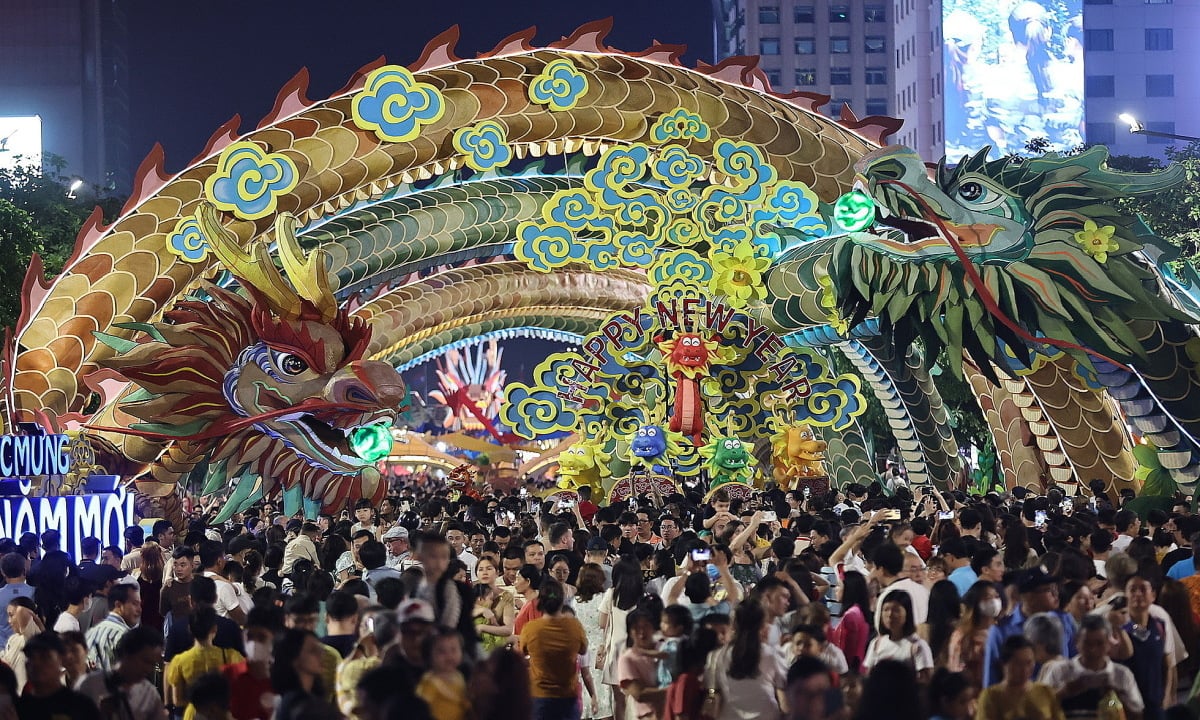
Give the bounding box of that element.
[1016,566,1060,594]
[382,525,409,541]
[396,599,435,625]
[285,519,303,533]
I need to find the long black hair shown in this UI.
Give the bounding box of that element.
[841,570,871,622]
[611,556,645,611]
[728,599,766,680]
[926,580,960,663]
[270,628,324,697]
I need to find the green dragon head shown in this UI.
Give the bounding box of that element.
[698,435,754,486]
[830,144,1193,376]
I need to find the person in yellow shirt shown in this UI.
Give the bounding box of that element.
[284,593,341,701]
[416,627,470,720]
[976,635,1064,720]
[519,579,588,720]
[165,608,245,719]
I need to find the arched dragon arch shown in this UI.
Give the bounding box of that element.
[8,20,1194,519]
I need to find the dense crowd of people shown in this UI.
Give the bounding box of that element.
[0,474,1198,720]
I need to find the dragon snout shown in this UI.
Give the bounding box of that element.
[326,361,409,410]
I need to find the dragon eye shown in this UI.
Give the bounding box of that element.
[647,428,658,437]
[958,182,984,201]
[953,178,1006,211]
[637,428,647,436]
[272,351,309,376]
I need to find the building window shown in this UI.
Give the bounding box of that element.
[830,5,851,22]
[765,68,782,86]
[865,4,886,21]
[758,6,780,23]
[830,37,851,53]
[865,36,887,53]
[760,37,781,55]
[865,67,887,84]
[865,98,889,116]
[830,67,853,84]
[828,99,851,117]
[1146,121,1175,143]
[1084,29,1113,51]
[1085,75,1115,97]
[794,5,815,23]
[795,68,817,86]
[795,37,816,54]
[1146,74,1174,96]
[1145,28,1173,50]
[1086,122,1117,145]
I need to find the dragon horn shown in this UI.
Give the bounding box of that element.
[274,213,338,323]
[198,203,303,320]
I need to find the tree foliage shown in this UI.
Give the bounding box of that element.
[0,155,126,330]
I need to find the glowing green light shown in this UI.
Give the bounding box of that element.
[833,190,876,232]
[350,424,393,462]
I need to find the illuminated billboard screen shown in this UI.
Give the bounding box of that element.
[0,116,43,171]
[943,0,1083,159]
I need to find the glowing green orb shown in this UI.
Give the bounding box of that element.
[350,424,393,462]
[833,190,876,232]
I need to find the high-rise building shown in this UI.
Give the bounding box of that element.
[0,1,131,192]
[720,0,897,125]
[717,0,1197,162]
[1082,0,1200,159]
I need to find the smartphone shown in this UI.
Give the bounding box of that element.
[1060,499,1073,512]
[558,499,574,509]
[691,549,712,562]
[884,509,901,521]
[938,510,954,520]
[761,511,777,522]
[506,511,516,522]
[1035,510,1048,527]
[519,487,527,496]
[400,500,411,513]
[628,498,638,510]
[803,487,811,498]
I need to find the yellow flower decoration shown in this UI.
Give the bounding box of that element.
[709,240,769,308]
[1074,220,1119,263]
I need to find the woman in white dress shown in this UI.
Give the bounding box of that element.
[598,557,644,720]
[574,564,613,720]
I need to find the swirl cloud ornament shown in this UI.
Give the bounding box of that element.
[351,65,446,142]
[528,58,589,112]
[453,120,514,172]
[204,142,299,221]
[166,216,209,263]
[650,108,712,143]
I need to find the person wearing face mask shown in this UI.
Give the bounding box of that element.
[222,611,277,720]
[947,581,1004,688]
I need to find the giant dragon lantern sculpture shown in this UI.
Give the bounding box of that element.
[9,19,1200,536]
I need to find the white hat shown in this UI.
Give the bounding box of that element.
[396,599,435,624]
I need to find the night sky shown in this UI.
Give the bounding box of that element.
[126,1,716,170]
[124,2,714,381]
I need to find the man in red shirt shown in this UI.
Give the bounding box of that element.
[222,617,275,720]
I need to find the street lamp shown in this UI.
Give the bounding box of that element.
[66,179,83,199]
[1118,114,1200,142]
